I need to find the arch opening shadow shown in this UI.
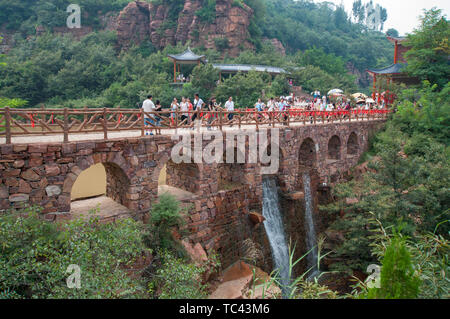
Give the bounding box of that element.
[218,148,246,191]
[70,162,131,219]
[347,132,359,156]
[158,160,200,200]
[328,135,341,161]
[299,138,317,170]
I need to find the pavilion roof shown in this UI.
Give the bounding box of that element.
[387,36,407,44]
[367,63,407,75]
[167,47,206,63]
[212,64,288,75]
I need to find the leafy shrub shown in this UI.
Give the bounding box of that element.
[0,206,148,299]
[365,234,421,299]
[195,0,217,23]
[150,250,207,299]
[144,193,186,252]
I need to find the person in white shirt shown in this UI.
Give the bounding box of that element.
[142,95,155,135]
[267,97,275,112]
[180,97,189,124]
[224,96,235,124]
[191,93,204,127]
[320,101,326,112]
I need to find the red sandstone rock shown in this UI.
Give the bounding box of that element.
[13,145,27,153]
[248,212,265,225]
[0,185,8,199]
[28,144,48,154]
[4,169,21,177]
[209,275,253,299]
[45,165,60,177]
[182,240,208,265]
[209,261,281,299]
[116,0,253,57]
[222,261,254,282]
[21,169,40,181]
[29,157,43,167]
[9,193,30,203]
[13,160,25,168]
[286,191,305,200]
[264,38,286,56]
[18,180,32,194]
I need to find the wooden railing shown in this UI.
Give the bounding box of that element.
[0,107,391,144]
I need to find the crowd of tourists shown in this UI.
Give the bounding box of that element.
[141,91,385,135]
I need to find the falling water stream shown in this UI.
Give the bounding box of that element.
[262,176,291,293]
[302,172,320,280]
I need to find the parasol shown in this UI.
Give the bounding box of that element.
[352,93,368,100]
[327,89,344,96]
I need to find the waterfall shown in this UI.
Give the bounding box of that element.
[302,172,320,280]
[262,176,291,290]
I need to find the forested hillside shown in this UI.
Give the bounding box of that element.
[0,0,396,109]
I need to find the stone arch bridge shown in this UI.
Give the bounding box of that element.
[0,120,385,268]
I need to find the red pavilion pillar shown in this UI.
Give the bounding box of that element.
[372,74,377,100]
[173,61,177,83]
[394,41,399,64]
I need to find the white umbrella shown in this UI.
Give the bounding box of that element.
[366,98,375,103]
[352,93,368,99]
[328,89,344,96]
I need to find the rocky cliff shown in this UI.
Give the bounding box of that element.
[117,0,254,56]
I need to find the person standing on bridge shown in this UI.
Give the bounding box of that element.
[225,96,235,127]
[170,98,179,127]
[142,95,155,136]
[255,98,265,121]
[191,93,204,130]
[180,97,189,125]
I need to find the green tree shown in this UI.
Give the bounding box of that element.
[151,250,207,299]
[365,234,421,299]
[145,193,185,251]
[0,36,5,67]
[215,71,267,107]
[191,63,220,100]
[386,28,399,38]
[405,9,450,88]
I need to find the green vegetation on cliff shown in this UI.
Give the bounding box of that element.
[322,10,449,299]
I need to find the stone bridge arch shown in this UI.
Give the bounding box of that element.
[298,137,317,169]
[152,148,208,199]
[62,152,137,214]
[327,135,342,161]
[347,132,359,156]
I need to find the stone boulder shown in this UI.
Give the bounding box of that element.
[286,191,305,201]
[181,240,208,265]
[209,261,281,299]
[248,212,265,225]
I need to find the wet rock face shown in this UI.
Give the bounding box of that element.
[116,0,254,56]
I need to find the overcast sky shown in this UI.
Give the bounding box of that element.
[315,0,450,35]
